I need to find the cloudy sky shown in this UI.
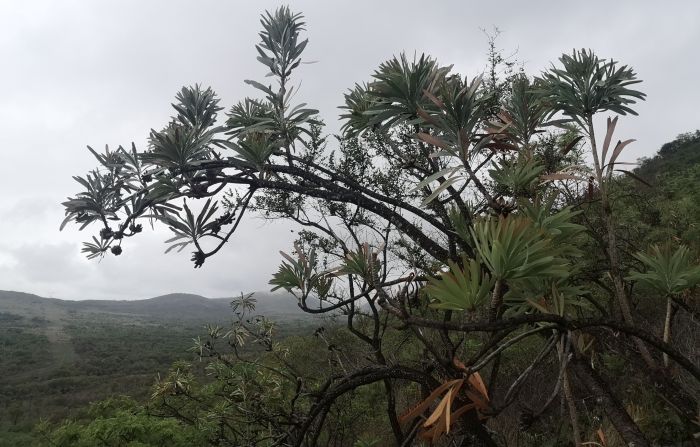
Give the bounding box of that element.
[0,0,697,300]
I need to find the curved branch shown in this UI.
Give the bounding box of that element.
[380,310,700,381]
[220,175,450,261]
[569,357,650,447]
[292,365,438,447]
[278,158,453,236]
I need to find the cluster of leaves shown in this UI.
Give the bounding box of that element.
[629,245,700,296]
[60,6,700,447]
[35,396,206,447]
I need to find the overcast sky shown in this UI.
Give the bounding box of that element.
[0,1,698,300]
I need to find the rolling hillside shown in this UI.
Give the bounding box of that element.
[0,290,309,323]
[0,290,319,440]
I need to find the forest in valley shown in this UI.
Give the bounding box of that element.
[3,6,699,447]
[0,291,314,446]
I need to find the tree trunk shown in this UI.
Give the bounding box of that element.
[663,295,673,367]
[570,358,649,447]
[562,370,582,447]
[489,279,504,323]
[586,119,657,369]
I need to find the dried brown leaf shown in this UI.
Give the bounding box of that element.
[561,135,583,155]
[608,139,635,166]
[468,372,489,402]
[597,428,608,447]
[423,89,444,109]
[399,379,462,424]
[417,107,439,126]
[497,110,513,124]
[453,357,467,372]
[423,389,451,428]
[415,132,450,150]
[601,116,619,165]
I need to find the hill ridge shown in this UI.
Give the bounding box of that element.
[0,289,308,323]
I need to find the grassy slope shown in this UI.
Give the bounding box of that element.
[617,135,700,247]
[0,290,318,444]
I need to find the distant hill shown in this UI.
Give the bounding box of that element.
[624,130,700,245]
[0,290,311,324]
[634,130,700,183]
[0,289,320,432]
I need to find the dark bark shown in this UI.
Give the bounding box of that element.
[383,379,404,445]
[224,175,451,261]
[292,366,438,447]
[380,312,700,382]
[570,358,649,447]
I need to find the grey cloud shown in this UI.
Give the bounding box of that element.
[0,218,293,300]
[1,0,698,299]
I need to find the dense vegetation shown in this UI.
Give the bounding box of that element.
[0,292,313,446]
[52,7,699,447]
